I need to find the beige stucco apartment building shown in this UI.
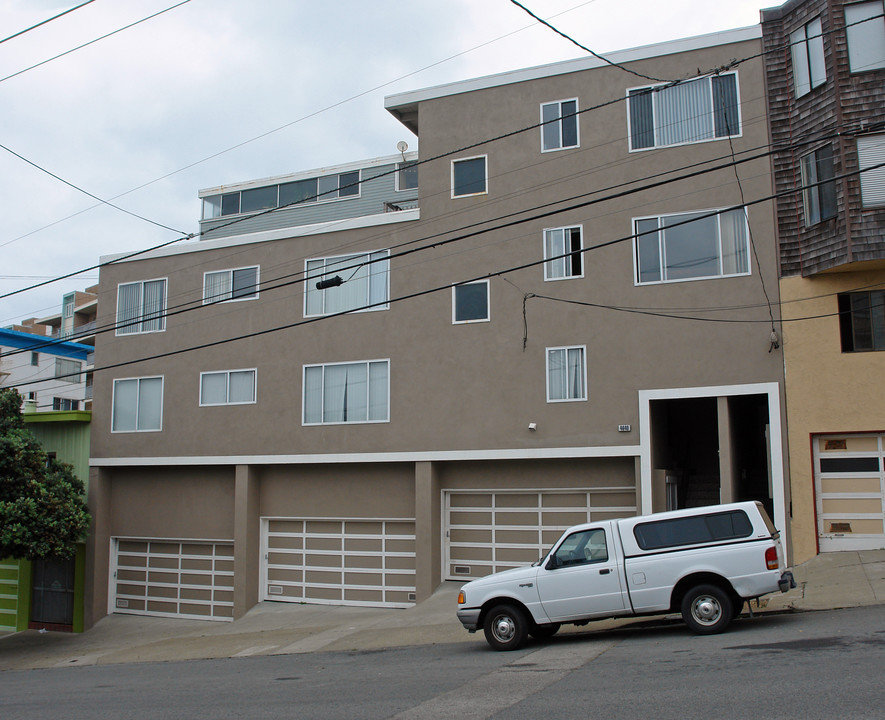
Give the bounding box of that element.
[86,25,790,625]
[761,0,885,562]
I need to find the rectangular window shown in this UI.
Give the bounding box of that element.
[541,99,579,151]
[633,510,753,550]
[546,346,587,402]
[800,144,838,225]
[54,358,82,384]
[858,134,885,207]
[203,266,259,303]
[52,398,79,411]
[838,290,885,352]
[634,209,750,284]
[846,1,885,73]
[396,161,418,191]
[279,178,318,206]
[304,250,389,316]
[791,17,826,97]
[452,156,487,197]
[453,281,490,323]
[116,279,166,335]
[544,226,583,280]
[30,351,39,366]
[200,369,256,406]
[303,360,389,425]
[628,73,740,151]
[112,377,163,432]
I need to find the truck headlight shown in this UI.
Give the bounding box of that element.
[457,590,466,605]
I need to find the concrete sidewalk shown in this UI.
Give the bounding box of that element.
[2,549,883,672]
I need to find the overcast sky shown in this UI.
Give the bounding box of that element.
[0,0,768,328]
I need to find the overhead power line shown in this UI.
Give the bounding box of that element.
[0,1,97,45]
[0,0,193,84]
[9,156,884,387]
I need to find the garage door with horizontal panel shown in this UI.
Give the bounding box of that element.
[111,539,234,620]
[445,488,636,580]
[815,434,885,552]
[262,518,416,608]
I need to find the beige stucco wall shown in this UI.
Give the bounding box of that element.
[780,269,885,562]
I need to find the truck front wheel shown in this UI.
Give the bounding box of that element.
[681,584,733,635]
[483,603,529,651]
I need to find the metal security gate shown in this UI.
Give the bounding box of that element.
[444,488,636,580]
[261,518,417,608]
[111,539,235,620]
[814,434,885,552]
[0,559,19,632]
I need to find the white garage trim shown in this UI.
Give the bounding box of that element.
[109,537,235,621]
[444,487,637,580]
[261,517,417,608]
[814,434,885,552]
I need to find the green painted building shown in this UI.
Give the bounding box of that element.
[1,410,91,634]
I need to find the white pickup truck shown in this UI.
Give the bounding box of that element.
[456,501,795,650]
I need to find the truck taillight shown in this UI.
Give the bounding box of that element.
[765,547,779,570]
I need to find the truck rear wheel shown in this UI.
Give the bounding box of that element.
[483,603,529,651]
[681,584,733,635]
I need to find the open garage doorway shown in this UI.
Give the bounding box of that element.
[640,384,785,536]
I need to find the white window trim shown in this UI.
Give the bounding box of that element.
[451,155,488,198]
[303,250,390,317]
[111,376,164,433]
[302,359,391,426]
[543,224,584,281]
[202,266,260,304]
[632,208,752,286]
[540,98,580,153]
[115,278,168,336]
[199,368,257,407]
[857,134,885,207]
[546,345,588,403]
[452,280,490,324]
[626,72,743,153]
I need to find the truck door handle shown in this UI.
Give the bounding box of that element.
[599,568,610,575]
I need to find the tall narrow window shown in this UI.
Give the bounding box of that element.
[634,209,750,284]
[303,360,389,424]
[112,377,163,432]
[541,99,579,151]
[846,1,885,73]
[790,17,826,97]
[452,156,487,197]
[857,134,885,207]
[628,74,740,150]
[116,279,166,335]
[304,251,389,316]
[547,346,587,402]
[203,266,259,303]
[838,291,885,352]
[800,145,837,225]
[544,226,583,280]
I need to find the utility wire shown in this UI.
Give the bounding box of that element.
[0,1,97,45]
[0,0,193,84]
[10,157,884,384]
[509,0,667,82]
[0,142,188,234]
[2,121,876,357]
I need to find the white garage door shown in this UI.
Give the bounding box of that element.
[111,539,234,621]
[262,518,416,608]
[445,488,636,580]
[815,434,885,552]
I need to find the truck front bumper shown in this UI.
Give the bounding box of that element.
[457,608,482,632]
